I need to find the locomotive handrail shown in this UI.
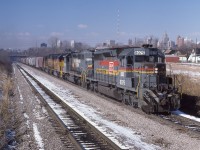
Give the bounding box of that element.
[136,75,141,98]
[145,89,159,103]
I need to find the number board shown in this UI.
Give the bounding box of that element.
[134,50,145,55]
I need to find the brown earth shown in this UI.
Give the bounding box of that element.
[167,63,200,116]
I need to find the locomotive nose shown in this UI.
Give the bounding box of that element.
[168,94,180,111]
[154,63,166,75]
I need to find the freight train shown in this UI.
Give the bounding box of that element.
[20,45,180,113]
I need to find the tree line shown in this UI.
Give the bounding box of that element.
[0,49,12,74]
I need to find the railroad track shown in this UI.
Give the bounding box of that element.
[18,63,200,137]
[17,62,200,149]
[159,113,200,133]
[17,65,125,150]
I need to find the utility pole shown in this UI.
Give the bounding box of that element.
[36,40,38,56]
[117,8,120,44]
[135,37,137,46]
[195,38,197,63]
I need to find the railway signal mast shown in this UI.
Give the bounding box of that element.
[195,38,197,63]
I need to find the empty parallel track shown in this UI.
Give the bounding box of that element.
[17,65,125,150]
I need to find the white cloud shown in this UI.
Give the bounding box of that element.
[78,24,88,29]
[18,32,31,36]
[50,32,63,37]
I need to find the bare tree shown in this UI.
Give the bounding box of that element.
[48,36,59,48]
[62,40,71,49]
[0,50,12,73]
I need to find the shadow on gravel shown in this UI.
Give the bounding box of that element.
[180,94,200,117]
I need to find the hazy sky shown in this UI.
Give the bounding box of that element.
[1,0,200,49]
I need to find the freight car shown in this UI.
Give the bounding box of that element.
[21,45,180,114]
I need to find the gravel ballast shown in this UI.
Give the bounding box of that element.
[18,64,200,150]
[13,65,66,150]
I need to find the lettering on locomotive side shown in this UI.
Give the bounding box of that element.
[109,62,114,74]
[134,50,145,55]
[120,79,125,86]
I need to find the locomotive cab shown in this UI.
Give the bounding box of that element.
[133,47,180,113]
[118,46,180,113]
[93,46,180,114]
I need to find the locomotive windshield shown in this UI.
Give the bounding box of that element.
[133,48,165,63]
[135,55,164,63]
[135,56,149,62]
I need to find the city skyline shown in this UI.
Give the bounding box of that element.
[1,0,200,49]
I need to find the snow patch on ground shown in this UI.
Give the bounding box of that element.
[167,68,200,77]
[172,110,200,123]
[34,109,45,120]
[17,86,23,101]
[13,65,16,75]
[35,96,41,104]
[33,123,44,150]
[23,113,30,128]
[23,113,29,119]
[42,107,48,114]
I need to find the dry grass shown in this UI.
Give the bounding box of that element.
[176,74,200,97]
[0,76,12,122]
[0,50,12,74]
[0,74,12,147]
[175,74,200,116]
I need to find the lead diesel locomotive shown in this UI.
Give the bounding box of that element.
[22,45,181,113]
[88,45,180,113]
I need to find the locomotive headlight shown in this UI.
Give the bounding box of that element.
[154,68,158,73]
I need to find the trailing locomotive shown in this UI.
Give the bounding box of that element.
[20,45,180,113]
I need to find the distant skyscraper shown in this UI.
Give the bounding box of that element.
[157,33,169,49]
[176,36,184,48]
[162,32,169,49]
[168,40,175,49]
[152,38,158,48]
[107,40,115,47]
[74,42,82,49]
[40,43,47,48]
[146,37,152,45]
[110,40,115,46]
[71,40,75,48]
[128,39,133,46]
[57,40,62,48]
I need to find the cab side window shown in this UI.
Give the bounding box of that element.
[149,56,155,62]
[127,56,133,66]
[120,57,126,67]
